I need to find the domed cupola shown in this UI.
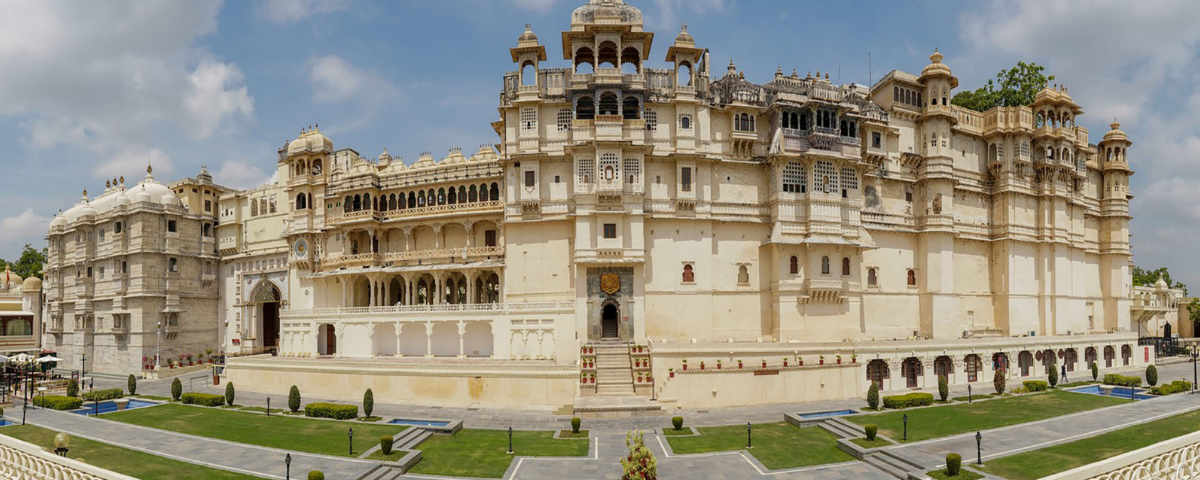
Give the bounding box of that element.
[517,24,538,44]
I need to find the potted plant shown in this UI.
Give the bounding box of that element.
[798,356,804,366]
[590,374,596,384]
[836,354,842,365]
[638,345,644,353]
[760,359,766,368]
[738,359,743,369]
[783,357,789,367]
[637,373,644,382]
[820,355,825,365]
[852,353,858,364]
[716,359,722,370]
[669,367,675,378]
[682,359,688,371]
[581,374,587,384]
[700,361,705,370]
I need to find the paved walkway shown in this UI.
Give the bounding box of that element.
[12,406,379,480]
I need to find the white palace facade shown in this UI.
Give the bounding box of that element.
[45,0,1160,408]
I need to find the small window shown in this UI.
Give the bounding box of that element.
[737,265,749,284]
[867,268,877,286]
[842,257,851,276]
[122,261,128,274]
[524,171,536,188]
[98,229,106,242]
[169,258,178,273]
[907,269,917,286]
[167,220,177,233]
[682,264,694,283]
[484,230,497,247]
[86,267,92,278]
[905,191,913,203]
[872,132,882,148]
[554,175,561,183]
[680,115,691,130]
[603,223,617,239]
[680,167,692,192]
[204,199,212,212]
[789,256,799,275]
[114,221,123,234]
[821,256,830,275]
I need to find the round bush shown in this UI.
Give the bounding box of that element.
[308,471,324,480]
[867,383,879,410]
[571,417,582,434]
[865,424,877,441]
[127,374,137,396]
[379,436,393,455]
[170,378,182,401]
[671,416,684,431]
[289,385,301,413]
[363,388,374,418]
[225,382,236,406]
[946,453,962,476]
[1146,365,1158,387]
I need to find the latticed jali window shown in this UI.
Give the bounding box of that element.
[814,161,838,193]
[577,158,594,184]
[600,153,619,181]
[841,167,858,190]
[557,108,572,132]
[521,107,537,131]
[782,162,806,193]
[644,109,657,131]
[623,158,641,184]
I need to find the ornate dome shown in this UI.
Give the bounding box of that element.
[161,193,180,207]
[0,266,23,293]
[571,0,642,27]
[919,48,958,88]
[22,276,41,292]
[287,127,333,156]
[1103,120,1130,143]
[518,24,538,43]
[674,24,694,45]
[50,215,66,229]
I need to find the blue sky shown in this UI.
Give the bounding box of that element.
[1,0,1199,287]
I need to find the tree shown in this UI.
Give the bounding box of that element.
[1091,361,1099,381]
[1048,366,1059,387]
[67,379,78,398]
[171,378,182,401]
[289,385,301,413]
[127,374,137,396]
[993,368,1006,395]
[951,61,1055,112]
[1146,365,1158,387]
[937,375,949,402]
[11,244,46,280]
[867,382,880,410]
[363,388,374,418]
[225,382,236,406]
[1133,266,1188,296]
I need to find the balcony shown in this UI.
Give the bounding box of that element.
[330,209,379,226]
[381,200,502,221]
[281,301,572,321]
[327,246,505,269]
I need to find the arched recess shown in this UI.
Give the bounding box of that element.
[598,92,619,116]
[399,323,425,356]
[317,324,336,356]
[388,277,405,306]
[867,359,888,388]
[431,322,458,357]
[1104,346,1115,368]
[373,323,397,356]
[622,96,640,120]
[596,41,618,68]
[620,47,640,74]
[464,322,494,357]
[353,277,371,307]
[443,223,469,249]
[678,62,693,86]
[1085,347,1097,367]
[573,47,594,73]
[474,220,500,248]
[251,280,283,351]
[412,225,437,251]
[521,61,537,86]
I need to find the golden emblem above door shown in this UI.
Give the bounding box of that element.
[600,273,620,295]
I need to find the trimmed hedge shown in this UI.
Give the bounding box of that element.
[672,416,684,431]
[289,385,301,413]
[867,383,880,410]
[882,392,934,409]
[305,402,358,420]
[171,378,182,401]
[82,388,124,402]
[225,382,236,406]
[1048,367,1059,387]
[380,436,394,455]
[571,417,582,433]
[1150,380,1192,396]
[181,392,226,407]
[1146,365,1158,387]
[34,395,83,411]
[128,374,137,396]
[1103,374,1142,388]
[308,471,324,480]
[946,453,962,476]
[1023,380,1049,392]
[865,424,878,441]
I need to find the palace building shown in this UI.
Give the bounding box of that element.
[44,0,1164,408]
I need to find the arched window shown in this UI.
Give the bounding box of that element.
[678,62,693,86]
[842,257,850,276]
[437,188,446,205]
[598,92,619,116]
[407,192,416,209]
[682,264,694,283]
[479,184,488,202]
[490,183,500,201]
[620,47,640,74]
[622,97,640,120]
[520,61,536,86]
[821,256,830,275]
[468,185,478,202]
[417,191,426,207]
[353,195,362,211]
[907,269,916,286]
[597,41,617,68]
[389,194,397,210]
[789,256,798,275]
[448,188,457,205]
[737,265,749,284]
[840,120,848,136]
[342,197,351,213]
[790,112,798,130]
[867,268,877,286]
[312,159,322,175]
[800,113,808,130]
[574,47,594,74]
[458,186,467,204]
[576,96,595,120]
[296,193,307,210]
[680,116,691,129]
[363,193,371,211]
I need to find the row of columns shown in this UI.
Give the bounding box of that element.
[336,270,503,307]
[344,223,503,255]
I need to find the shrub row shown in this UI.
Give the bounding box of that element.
[181,392,226,407]
[882,392,934,409]
[81,388,124,402]
[1023,380,1049,392]
[1102,374,1142,388]
[305,402,358,420]
[34,395,83,411]
[1150,380,1192,396]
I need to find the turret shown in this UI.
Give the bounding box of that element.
[510,24,547,88]
[1098,120,1134,201]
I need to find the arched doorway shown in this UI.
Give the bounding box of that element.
[902,357,922,388]
[601,302,619,339]
[934,355,953,380]
[867,359,888,389]
[318,324,336,356]
[251,280,282,353]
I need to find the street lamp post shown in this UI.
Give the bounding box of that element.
[976,431,983,465]
[968,384,972,403]
[267,397,271,417]
[507,426,513,454]
[54,433,70,457]
[156,321,162,371]
[1192,345,1197,393]
[746,422,752,449]
[902,414,908,441]
[80,353,86,389]
[285,453,291,479]
[348,428,353,456]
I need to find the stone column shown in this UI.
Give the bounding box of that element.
[424,321,434,358]
[457,321,466,358]
[433,224,443,250]
[466,271,476,305]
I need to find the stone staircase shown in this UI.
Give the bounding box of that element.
[863,449,926,480]
[594,342,634,396]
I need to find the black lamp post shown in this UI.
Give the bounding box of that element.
[1192,345,1197,393]
[975,431,983,465]
[902,414,908,441]
[968,384,972,403]
[746,422,752,449]
[267,397,271,417]
[507,426,513,454]
[21,398,26,425]
[285,453,291,479]
[348,427,354,456]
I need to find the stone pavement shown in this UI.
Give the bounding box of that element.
[10,406,380,480]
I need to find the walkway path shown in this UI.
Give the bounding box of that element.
[13,406,380,480]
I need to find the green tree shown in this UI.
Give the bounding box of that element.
[127,374,137,396]
[1132,266,1188,295]
[1091,361,1099,381]
[993,368,1006,395]
[951,61,1055,112]
[11,244,46,280]
[867,382,880,410]
[225,382,236,406]
[363,388,374,418]
[937,375,949,402]
[1048,366,1059,387]
[171,378,182,401]
[620,431,657,480]
[289,385,301,413]
[1146,365,1158,387]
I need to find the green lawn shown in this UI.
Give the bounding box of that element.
[928,468,984,480]
[978,409,1200,480]
[666,422,853,470]
[103,403,406,457]
[845,390,1129,443]
[2,425,264,480]
[851,437,893,449]
[558,429,589,438]
[408,429,589,478]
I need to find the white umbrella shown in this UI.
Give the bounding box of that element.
[10,353,33,364]
[37,356,63,363]
[0,354,10,363]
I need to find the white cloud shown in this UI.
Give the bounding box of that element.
[214,159,275,190]
[308,54,399,105]
[259,0,351,24]
[94,148,175,181]
[0,209,50,242]
[184,58,255,141]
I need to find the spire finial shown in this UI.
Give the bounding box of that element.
[681,23,687,32]
[106,179,111,188]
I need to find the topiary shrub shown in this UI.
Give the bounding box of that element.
[33,395,83,410]
[993,368,1006,395]
[882,392,934,409]
[289,385,301,413]
[1150,380,1192,395]
[81,388,124,402]
[171,378,182,401]
[671,416,684,431]
[938,375,949,402]
[380,436,394,455]
[363,388,374,418]
[1048,366,1059,387]
[1146,365,1158,387]
[128,374,137,396]
[945,453,962,476]
[865,424,877,441]
[867,382,880,410]
[1091,361,1099,381]
[1103,374,1142,388]
[571,417,582,433]
[181,392,225,407]
[225,382,236,406]
[1023,380,1049,392]
[308,471,324,480]
[66,380,78,398]
[305,402,358,420]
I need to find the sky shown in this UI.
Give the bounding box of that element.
[1,0,1199,286]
